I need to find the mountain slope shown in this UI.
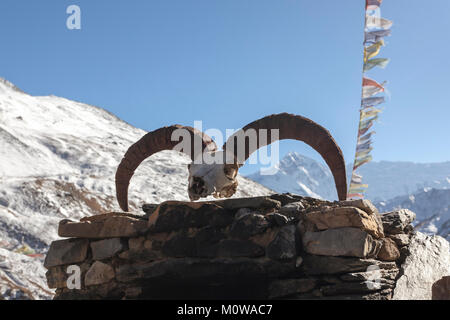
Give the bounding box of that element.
[375,188,450,241]
[352,161,450,201]
[246,152,337,200]
[0,78,272,299]
[247,151,450,202]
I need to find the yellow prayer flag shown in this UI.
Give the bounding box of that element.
[364,40,384,63]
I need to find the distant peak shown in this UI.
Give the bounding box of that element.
[0,77,24,93]
[282,152,315,165]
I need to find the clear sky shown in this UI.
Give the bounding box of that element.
[1,0,449,174]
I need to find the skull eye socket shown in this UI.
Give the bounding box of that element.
[223,164,238,180]
[191,176,206,194]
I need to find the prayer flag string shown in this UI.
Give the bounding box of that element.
[348,0,393,199]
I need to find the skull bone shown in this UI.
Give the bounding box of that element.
[187,150,239,201]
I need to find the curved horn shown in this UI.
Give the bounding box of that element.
[222,113,347,200]
[116,125,217,211]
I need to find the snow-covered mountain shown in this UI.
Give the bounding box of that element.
[247,152,450,202]
[0,78,272,299]
[376,188,450,241]
[351,161,450,202]
[246,152,337,200]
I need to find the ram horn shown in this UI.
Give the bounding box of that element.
[115,125,217,211]
[222,113,347,200]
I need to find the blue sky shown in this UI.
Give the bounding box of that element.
[1,0,449,174]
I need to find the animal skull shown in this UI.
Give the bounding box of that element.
[187,151,239,201]
[115,113,348,212]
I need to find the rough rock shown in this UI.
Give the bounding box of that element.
[266,213,289,226]
[339,199,379,216]
[388,233,410,247]
[162,233,196,257]
[266,225,296,260]
[230,212,269,239]
[302,207,384,239]
[142,204,158,215]
[44,239,89,268]
[128,236,146,251]
[46,266,69,289]
[321,279,395,297]
[302,255,397,275]
[58,215,148,238]
[91,238,126,260]
[214,239,264,258]
[46,262,91,289]
[148,202,232,232]
[269,193,307,206]
[84,261,115,286]
[381,209,416,235]
[340,268,399,282]
[393,232,450,300]
[432,276,450,300]
[278,201,305,218]
[268,278,316,298]
[377,238,400,262]
[217,197,281,212]
[301,227,381,258]
[116,257,295,283]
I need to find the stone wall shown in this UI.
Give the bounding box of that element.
[44,194,449,300]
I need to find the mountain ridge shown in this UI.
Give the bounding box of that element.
[247,151,450,201]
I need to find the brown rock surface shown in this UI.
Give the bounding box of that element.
[302,206,384,239]
[84,261,115,286]
[44,238,89,268]
[377,238,400,262]
[432,276,450,300]
[301,227,381,258]
[58,215,148,238]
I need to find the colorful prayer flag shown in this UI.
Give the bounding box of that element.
[366,0,383,10]
[364,29,391,45]
[363,58,390,72]
[365,16,393,31]
[361,96,385,108]
[348,0,391,200]
[362,77,385,98]
[364,40,384,62]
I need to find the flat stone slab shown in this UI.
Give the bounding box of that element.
[301,255,397,275]
[58,214,148,239]
[339,199,379,215]
[44,238,89,268]
[148,202,233,232]
[302,206,384,239]
[268,278,317,299]
[214,197,282,211]
[116,257,296,283]
[340,268,399,282]
[302,227,381,258]
[91,238,126,260]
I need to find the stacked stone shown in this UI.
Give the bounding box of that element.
[291,203,416,300]
[45,194,415,300]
